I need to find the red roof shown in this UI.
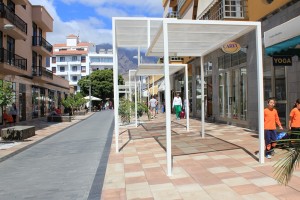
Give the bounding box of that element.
[67,34,77,38]
[53,50,88,55]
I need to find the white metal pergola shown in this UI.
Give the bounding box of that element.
[113,18,264,176]
[135,63,190,132]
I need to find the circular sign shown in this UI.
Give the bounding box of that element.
[222,42,241,54]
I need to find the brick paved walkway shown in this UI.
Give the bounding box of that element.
[102,113,300,200]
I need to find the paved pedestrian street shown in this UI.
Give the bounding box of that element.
[102,113,300,200]
[1,111,300,199]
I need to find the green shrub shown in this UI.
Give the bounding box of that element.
[119,98,131,124]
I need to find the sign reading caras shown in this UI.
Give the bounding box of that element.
[222,42,241,54]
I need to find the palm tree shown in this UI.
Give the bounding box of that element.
[273,131,300,185]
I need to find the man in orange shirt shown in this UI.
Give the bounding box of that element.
[264,98,283,159]
[289,99,300,139]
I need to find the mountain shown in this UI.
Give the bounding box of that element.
[96,44,158,74]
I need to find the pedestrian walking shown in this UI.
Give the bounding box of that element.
[10,103,18,125]
[172,93,182,120]
[148,95,157,119]
[264,98,283,159]
[288,98,300,139]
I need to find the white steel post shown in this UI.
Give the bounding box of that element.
[112,19,119,153]
[135,73,138,127]
[152,76,154,96]
[256,23,265,164]
[163,21,172,176]
[148,77,150,102]
[201,56,205,138]
[185,64,189,131]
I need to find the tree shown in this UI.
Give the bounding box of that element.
[0,81,14,107]
[273,135,300,185]
[78,69,124,100]
[62,93,87,115]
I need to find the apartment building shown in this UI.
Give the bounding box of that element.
[0,0,69,125]
[162,0,300,130]
[49,35,113,92]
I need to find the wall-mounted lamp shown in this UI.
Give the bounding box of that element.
[3,24,15,30]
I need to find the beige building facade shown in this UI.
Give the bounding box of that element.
[162,0,300,130]
[0,0,69,124]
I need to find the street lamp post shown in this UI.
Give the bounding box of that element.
[89,80,91,112]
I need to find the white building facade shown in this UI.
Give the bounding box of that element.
[48,35,113,92]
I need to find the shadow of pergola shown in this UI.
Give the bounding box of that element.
[121,121,258,161]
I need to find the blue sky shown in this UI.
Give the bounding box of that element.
[29,0,163,45]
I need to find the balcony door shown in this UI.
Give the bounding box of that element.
[7,36,15,65]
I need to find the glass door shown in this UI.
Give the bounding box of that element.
[219,67,247,121]
[19,83,26,121]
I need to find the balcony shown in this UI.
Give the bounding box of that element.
[32,36,53,57]
[0,47,28,75]
[200,0,247,20]
[13,0,27,5]
[163,0,177,7]
[166,11,181,19]
[32,66,53,83]
[159,56,183,63]
[32,6,53,32]
[0,3,27,40]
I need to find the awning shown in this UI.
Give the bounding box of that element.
[135,63,185,76]
[158,80,165,91]
[264,15,300,56]
[265,35,300,56]
[196,0,218,19]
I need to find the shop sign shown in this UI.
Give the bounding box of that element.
[272,55,292,66]
[221,42,241,54]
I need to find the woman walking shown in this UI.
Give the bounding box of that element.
[172,93,182,120]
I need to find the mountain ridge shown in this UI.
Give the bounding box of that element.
[96,44,157,74]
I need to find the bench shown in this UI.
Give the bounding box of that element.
[74,110,86,115]
[1,126,35,140]
[47,115,72,122]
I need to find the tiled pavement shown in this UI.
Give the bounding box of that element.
[0,113,93,162]
[1,112,300,199]
[102,114,300,200]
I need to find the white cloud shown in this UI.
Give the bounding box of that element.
[29,0,111,44]
[28,0,163,45]
[95,7,128,19]
[61,0,163,17]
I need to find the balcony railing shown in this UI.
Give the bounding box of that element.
[166,11,180,19]
[159,56,183,63]
[178,0,186,12]
[32,65,53,79]
[0,48,27,70]
[32,36,53,53]
[200,0,247,20]
[0,3,27,34]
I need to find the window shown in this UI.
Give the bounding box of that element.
[81,66,86,72]
[81,56,86,63]
[59,57,65,62]
[72,66,77,71]
[72,76,77,81]
[7,0,15,13]
[72,56,77,61]
[61,76,65,79]
[60,67,65,72]
[52,57,56,63]
[52,67,56,73]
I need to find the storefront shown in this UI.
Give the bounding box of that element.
[263,11,300,127]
